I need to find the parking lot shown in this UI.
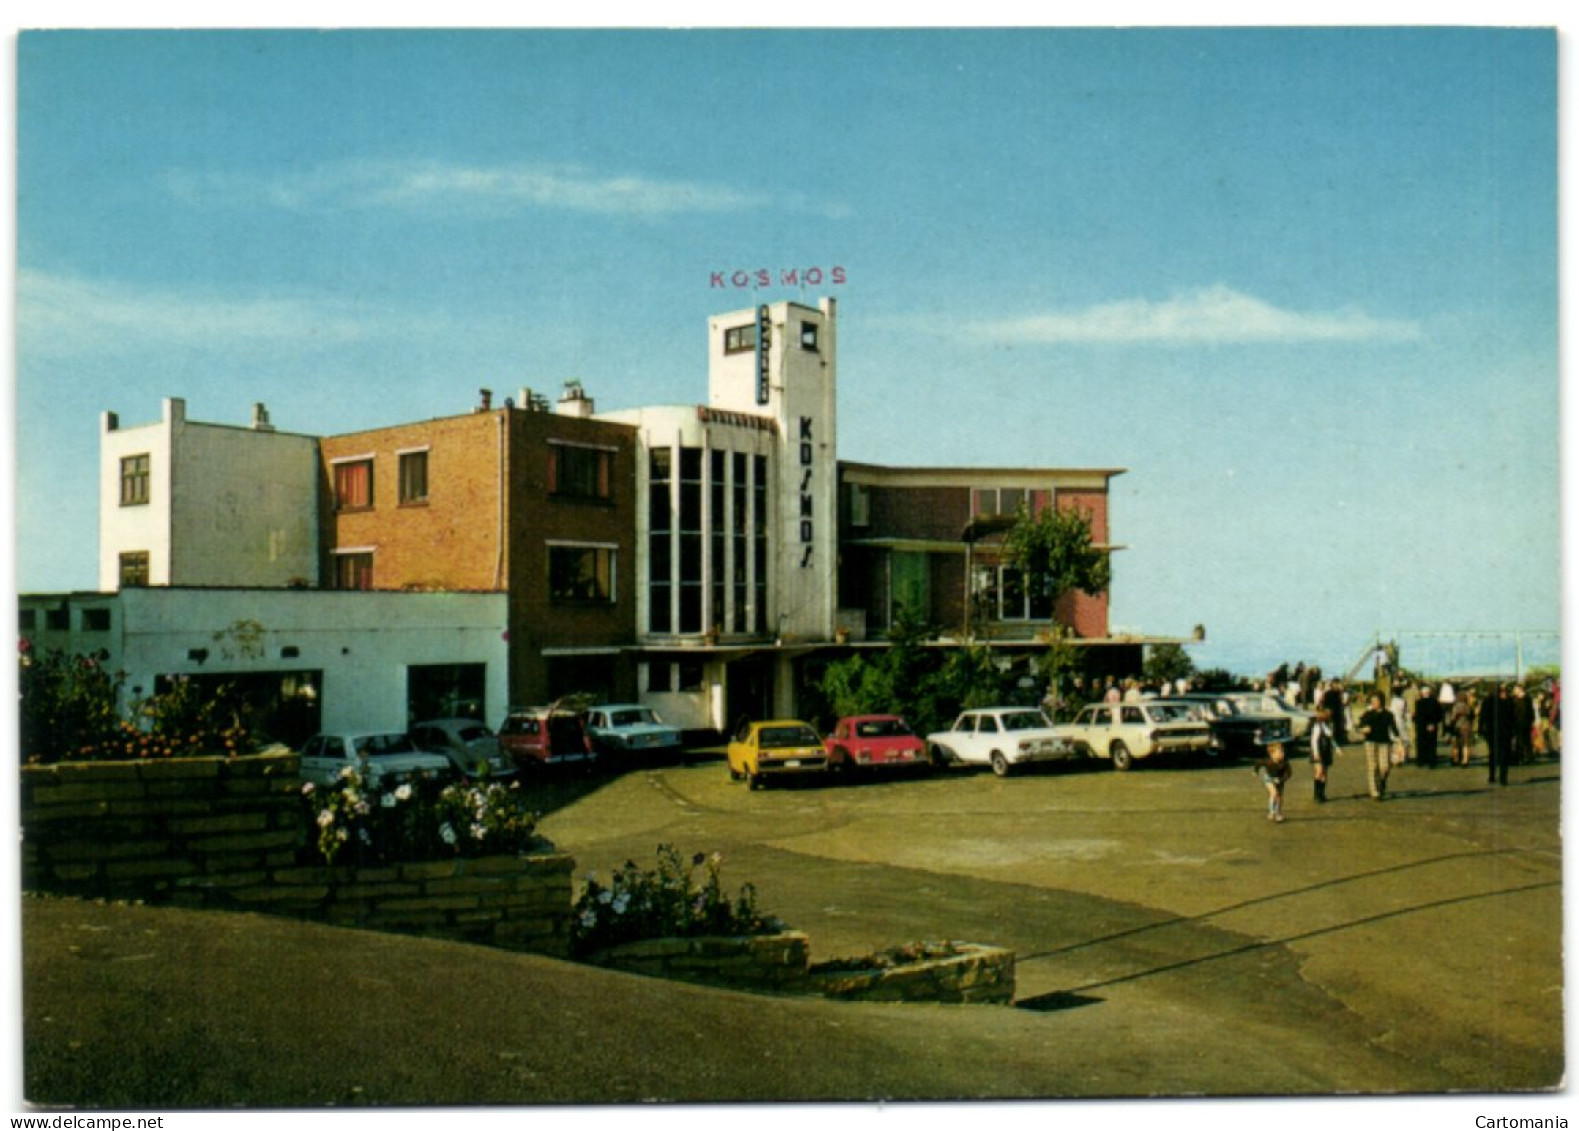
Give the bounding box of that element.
[538,741,1564,1096]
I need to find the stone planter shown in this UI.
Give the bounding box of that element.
[587,931,811,991]
[807,942,1015,1005]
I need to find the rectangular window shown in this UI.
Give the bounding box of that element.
[677,660,705,692]
[334,459,374,510]
[649,447,673,633]
[398,450,429,505]
[82,608,112,632]
[799,320,819,351]
[120,454,150,506]
[549,444,613,502]
[973,487,1031,518]
[724,324,757,354]
[45,607,70,631]
[335,552,374,591]
[19,609,36,632]
[646,660,673,694]
[119,551,150,588]
[849,482,871,527]
[549,545,616,604]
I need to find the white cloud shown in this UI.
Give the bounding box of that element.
[166,159,842,218]
[962,285,1423,346]
[16,269,377,357]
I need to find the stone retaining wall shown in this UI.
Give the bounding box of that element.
[588,931,812,991]
[808,944,1015,1004]
[20,754,572,957]
[589,935,1016,1003]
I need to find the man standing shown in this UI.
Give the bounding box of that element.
[1510,684,1535,766]
[1414,685,1443,768]
[1481,684,1513,786]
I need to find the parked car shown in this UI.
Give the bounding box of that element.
[727,719,828,788]
[1224,692,1316,740]
[1162,694,1293,759]
[824,714,928,774]
[298,730,454,789]
[497,704,596,770]
[925,707,1079,777]
[584,703,685,762]
[1062,701,1215,771]
[409,718,516,780]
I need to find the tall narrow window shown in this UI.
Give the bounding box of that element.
[732,452,748,634]
[335,552,374,590]
[752,455,768,634]
[120,454,150,506]
[649,447,672,633]
[398,450,429,505]
[334,459,374,510]
[710,449,726,634]
[679,448,703,634]
[119,551,150,588]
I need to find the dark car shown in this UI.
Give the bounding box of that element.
[497,704,596,771]
[1158,694,1293,759]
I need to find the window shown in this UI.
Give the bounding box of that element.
[987,564,1053,622]
[724,323,757,354]
[19,609,36,633]
[849,482,870,527]
[549,443,613,502]
[549,545,615,604]
[82,608,111,632]
[646,660,672,693]
[800,320,819,351]
[677,660,704,692]
[334,459,374,510]
[120,454,150,506]
[119,551,150,588]
[649,448,672,633]
[335,551,374,590]
[972,487,1031,518]
[398,450,428,505]
[45,607,70,631]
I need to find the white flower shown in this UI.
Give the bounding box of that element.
[395,784,413,802]
[381,793,396,809]
[470,823,487,841]
[317,810,335,829]
[301,782,316,796]
[440,822,457,845]
[598,889,614,905]
[612,894,630,914]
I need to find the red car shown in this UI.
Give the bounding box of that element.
[824,714,928,774]
[497,703,596,770]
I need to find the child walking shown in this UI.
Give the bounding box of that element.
[1252,739,1293,822]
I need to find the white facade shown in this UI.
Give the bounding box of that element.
[20,588,510,736]
[708,298,839,644]
[99,398,320,591]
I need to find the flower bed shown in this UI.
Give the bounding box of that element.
[586,931,812,991]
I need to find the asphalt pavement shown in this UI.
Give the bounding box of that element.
[18,740,1564,1108]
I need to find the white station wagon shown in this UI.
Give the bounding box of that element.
[1063,701,1216,770]
[925,707,1078,777]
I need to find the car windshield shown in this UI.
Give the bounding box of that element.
[1147,704,1195,722]
[1000,711,1051,732]
[354,734,418,757]
[855,718,913,738]
[455,725,493,743]
[610,708,659,727]
[760,725,819,749]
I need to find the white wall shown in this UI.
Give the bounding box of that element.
[99,401,175,589]
[110,588,509,734]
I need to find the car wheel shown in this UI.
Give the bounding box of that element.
[728,763,744,782]
[927,743,948,768]
[1110,741,1135,772]
[748,771,764,791]
[990,750,1011,777]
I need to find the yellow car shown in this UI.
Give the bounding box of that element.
[726,720,828,789]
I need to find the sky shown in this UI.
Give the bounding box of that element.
[10,21,1564,679]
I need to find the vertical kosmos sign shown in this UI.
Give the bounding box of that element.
[800,416,815,567]
[755,304,771,406]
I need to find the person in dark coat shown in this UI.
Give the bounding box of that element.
[1480,683,1513,786]
[1413,685,1443,768]
[1510,684,1535,765]
[1322,680,1349,745]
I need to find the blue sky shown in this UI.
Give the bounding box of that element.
[11,24,1562,677]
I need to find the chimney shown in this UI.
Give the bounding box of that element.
[556,380,593,418]
[478,388,493,413]
[250,403,274,431]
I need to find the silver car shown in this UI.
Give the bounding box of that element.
[409,718,516,780]
[298,731,453,789]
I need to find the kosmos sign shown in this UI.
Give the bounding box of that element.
[711,266,848,289]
